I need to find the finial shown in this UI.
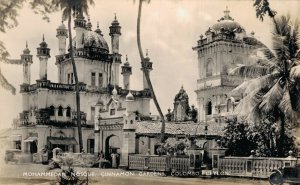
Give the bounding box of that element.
[146,49,148,57]
[26,40,28,48]
[88,16,90,22]
[114,13,117,20]
[181,85,184,89]
[97,21,99,28]
[224,6,230,18]
[42,34,45,41]
[126,54,128,61]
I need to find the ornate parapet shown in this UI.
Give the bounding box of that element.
[72,111,87,121]
[20,80,87,93]
[19,111,30,125]
[197,75,244,90]
[118,88,152,98]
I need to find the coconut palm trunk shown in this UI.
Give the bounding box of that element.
[67,9,83,152]
[137,0,165,142]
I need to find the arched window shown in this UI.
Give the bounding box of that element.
[206,58,213,77]
[58,106,63,116]
[206,101,212,115]
[227,99,233,112]
[66,107,71,117]
[49,105,55,116]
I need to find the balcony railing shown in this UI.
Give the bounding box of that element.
[219,156,298,178]
[197,75,244,90]
[20,80,86,93]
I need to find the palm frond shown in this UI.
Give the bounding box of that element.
[290,64,300,80]
[235,90,265,125]
[259,80,284,114]
[0,68,16,95]
[230,73,279,97]
[234,88,264,119]
[229,65,270,78]
[278,88,297,121]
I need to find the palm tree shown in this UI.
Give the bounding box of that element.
[136,0,166,142]
[53,0,94,152]
[230,15,300,156]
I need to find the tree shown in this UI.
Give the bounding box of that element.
[253,0,276,21]
[1,0,94,152]
[230,15,300,156]
[223,117,295,157]
[50,0,94,152]
[0,0,60,95]
[136,0,166,142]
[223,117,256,156]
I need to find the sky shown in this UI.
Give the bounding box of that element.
[0,0,299,129]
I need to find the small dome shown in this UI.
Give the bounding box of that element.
[126,91,134,101]
[39,35,48,48]
[23,48,30,54]
[96,99,104,106]
[94,22,103,36]
[58,22,66,30]
[72,30,109,53]
[124,55,130,66]
[112,87,118,96]
[86,18,92,31]
[23,42,30,54]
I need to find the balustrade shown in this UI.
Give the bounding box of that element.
[219,156,297,178]
[21,81,86,92]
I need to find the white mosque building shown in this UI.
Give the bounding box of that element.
[10,11,153,161]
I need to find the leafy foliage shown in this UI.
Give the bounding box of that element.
[230,16,300,157]
[253,0,277,21]
[223,117,256,156]
[223,117,295,157]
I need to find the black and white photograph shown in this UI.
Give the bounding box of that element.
[0,0,299,184]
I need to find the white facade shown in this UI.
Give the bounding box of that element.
[193,8,262,124]
[13,13,152,158]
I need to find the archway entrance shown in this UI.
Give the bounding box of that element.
[105,135,121,165]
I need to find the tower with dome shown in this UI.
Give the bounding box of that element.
[193,7,264,125]
[11,11,152,160]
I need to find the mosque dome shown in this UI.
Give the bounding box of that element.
[126,91,134,101]
[72,30,109,54]
[212,20,244,33]
[210,7,245,34]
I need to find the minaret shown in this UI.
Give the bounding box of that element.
[121,55,132,90]
[21,41,33,84]
[120,92,136,168]
[86,17,92,31]
[109,13,121,54]
[37,35,50,80]
[141,50,153,89]
[74,8,86,49]
[56,21,68,55]
[109,14,122,86]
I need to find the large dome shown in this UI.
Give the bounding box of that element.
[212,20,244,33]
[210,7,245,33]
[72,30,109,53]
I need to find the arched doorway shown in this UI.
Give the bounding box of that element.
[105,135,121,163]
